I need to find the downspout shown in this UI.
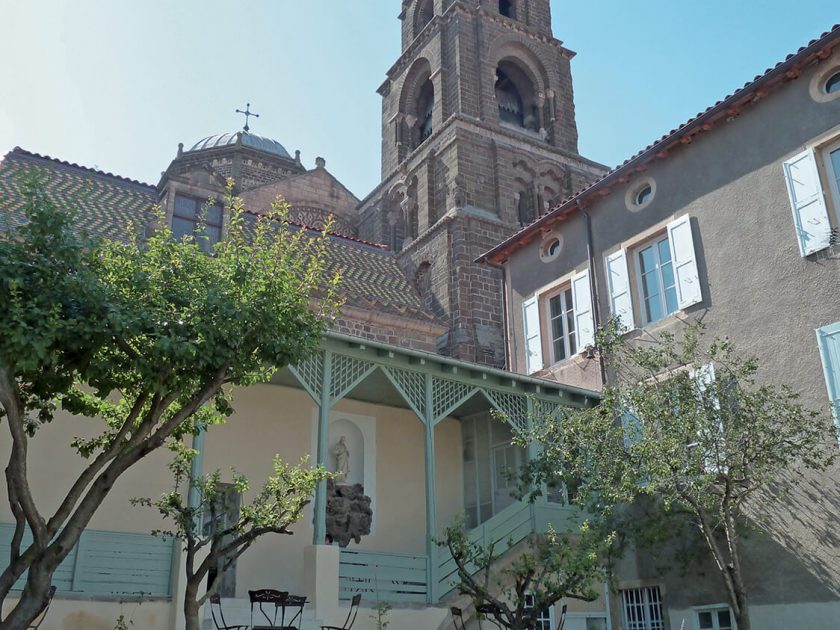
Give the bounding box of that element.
[501,264,512,370]
[579,200,608,388]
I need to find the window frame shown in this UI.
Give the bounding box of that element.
[172,193,224,252]
[819,135,840,224]
[632,232,679,326]
[543,284,577,365]
[619,585,665,630]
[693,604,736,630]
[523,592,554,630]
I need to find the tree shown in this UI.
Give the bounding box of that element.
[442,518,613,630]
[0,179,340,629]
[524,320,838,630]
[134,447,330,630]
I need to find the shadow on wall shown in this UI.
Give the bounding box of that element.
[747,463,840,600]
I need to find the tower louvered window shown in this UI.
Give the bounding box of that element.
[496,70,524,127]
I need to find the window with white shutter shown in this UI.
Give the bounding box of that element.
[606,249,636,331]
[816,322,840,427]
[783,148,832,256]
[666,215,702,309]
[522,296,543,374]
[570,269,595,349]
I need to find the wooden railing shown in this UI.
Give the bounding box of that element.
[338,502,577,604]
[0,523,175,598]
[338,548,428,604]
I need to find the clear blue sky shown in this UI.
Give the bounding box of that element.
[1,1,837,197]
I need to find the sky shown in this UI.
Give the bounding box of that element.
[0,1,838,198]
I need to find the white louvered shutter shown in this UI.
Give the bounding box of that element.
[666,215,702,309]
[783,149,832,256]
[522,296,543,374]
[605,249,636,331]
[571,269,595,349]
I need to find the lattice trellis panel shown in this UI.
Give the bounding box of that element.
[289,351,324,403]
[329,354,377,403]
[532,399,561,423]
[432,377,477,422]
[383,366,426,419]
[484,390,529,433]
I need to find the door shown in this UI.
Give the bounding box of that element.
[491,443,522,513]
[203,483,241,597]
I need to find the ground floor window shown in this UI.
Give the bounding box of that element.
[620,586,664,630]
[524,593,553,630]
[696,606,734,630]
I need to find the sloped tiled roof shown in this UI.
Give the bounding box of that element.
[0,148,436,324]
[0,148,157,242]
[480,23,840,263]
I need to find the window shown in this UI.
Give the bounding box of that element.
[817,321,840,427]
[547,287,576,362]
[825,70,840,95]
[635,185,653,206]
[413,0,433,36]
[822,139,840,223]
[696,606,735,630]
[620,586,664,630]
[524,593,553,630]
[495,61,539,131]
[606,215,702,330]
[636,235,678,325]
[539,234,562,262]
[521,269,594,374]
[172,194,223,252]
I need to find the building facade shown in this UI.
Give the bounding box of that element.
[481,24,840,630]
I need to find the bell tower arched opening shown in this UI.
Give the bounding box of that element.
[495,60,539,132]
[413,0,433,36]
[499,0,517,20]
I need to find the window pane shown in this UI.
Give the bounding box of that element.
[206,203,223,226]
[717,609,732,629]
[638,246,656,274]
[174,195,197,219]
[657,237,671,265]
[585,620,607,630]
[172,216,196,240]
[830,148,840,188]
[698,611,713,629]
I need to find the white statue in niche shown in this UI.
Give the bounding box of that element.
[332,435,350,483]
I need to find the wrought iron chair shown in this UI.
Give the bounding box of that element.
[209,594,248,630]
[450,606,467,630]
[27,585,56,630]
[277,594,307,629]
[249,589,288,630]
[321,593,362,630]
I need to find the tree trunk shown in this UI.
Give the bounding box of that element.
[735,601,751,630]
[184,579,202,630]
[0,568,52,630]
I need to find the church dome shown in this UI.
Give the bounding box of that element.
[187,131,292,159]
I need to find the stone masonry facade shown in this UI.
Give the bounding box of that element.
[358,0,606,366]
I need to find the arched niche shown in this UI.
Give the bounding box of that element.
[320,411,378,529]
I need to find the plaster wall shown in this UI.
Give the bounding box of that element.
[503,51,840,622]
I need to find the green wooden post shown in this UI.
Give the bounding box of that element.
[313,351,333,545]
[424,373,437,603]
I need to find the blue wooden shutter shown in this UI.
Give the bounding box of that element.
[817,322,840,425]
[666,215,702,309]
[605,249,636,331]
[571,269,595,349]
[783,149,832,256]
[522,296,543,373]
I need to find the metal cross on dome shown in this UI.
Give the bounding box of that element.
[235,103,259,133]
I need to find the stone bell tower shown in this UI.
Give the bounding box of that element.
[358,0,605,366]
